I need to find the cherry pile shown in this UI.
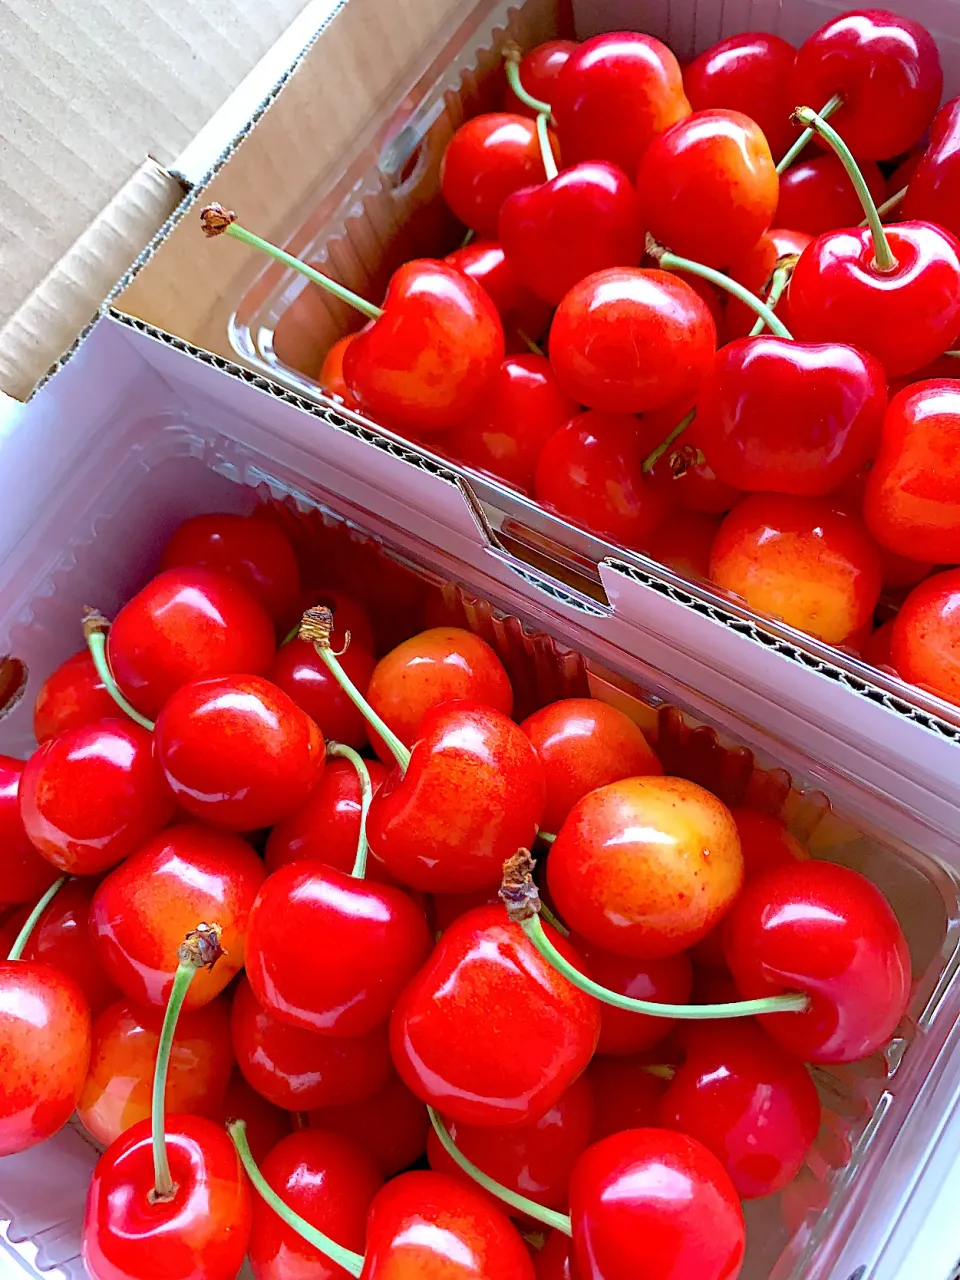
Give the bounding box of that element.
[0,507,913,1280]
[212,9,960,712]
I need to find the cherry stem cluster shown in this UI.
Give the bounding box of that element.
[83,609,155,732]
[503,44,554,119]
[642,408,696,473]
[775,92,843,173]
[650,239,794,339]
[7,877,67,961]
[326,741,373,878]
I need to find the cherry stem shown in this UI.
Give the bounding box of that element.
[516,329,544,356]
[325,742,372,878]
[642,408,696,474]
[228,1120,365,1276]
[299,607,410,773]
[867,186,908,224]
[641,1064,676,1080]
[536,112,559,182]
[503,44,554,119]
[427,1108,572,1237]
[794,106,897,274]
[539,901,569,937]
[151,925,224,1203]
[200,204,383,321]
[83,609,155,732]
[7,877,68,961]
[749,264,791,337]
[653,243,793,339]
[776,92,843,173]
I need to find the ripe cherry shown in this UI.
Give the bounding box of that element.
[444,242,553,349]
[319,335,363,411]
[864,618,897,670]
[441,114,557,238]
[503,40,579,118]
[12,875,119,1014]
[536,1231,578,1280]
[265,755,388,875]
[902,97,960,241]
[33,649,116,743]
[891,568,960,704]
[775,154,886,236]
[0,755,60,904]
[268,636,375,751]
[587,1058,669,1142]
[724,228,812,339]
[569,935,692,1056]
[309,1073,429,1177]
[683,33,798,159]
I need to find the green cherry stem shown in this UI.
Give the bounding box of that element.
[427,1108,572,1237]
[516,329,545,356]
[749,264,792,337]
[642,408,696,474]
[82,609,155,732]
[794,106,897,273]
[776,92,843,173]
[870,186,908,223]
[648,237,794,339]
[503,44,554,119]
[200,204,384,321]
[7,877,68,961]
[228,1119,365,1278]
[325,742,373,878]
[536,112,559,182]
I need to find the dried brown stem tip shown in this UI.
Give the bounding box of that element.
[644,232,666,263]
[299,605,335,649]
[200,203,238,238]
[500,850,542,923]
[178,922,225,970]
[503,40,522,64]
[81,606,110,640]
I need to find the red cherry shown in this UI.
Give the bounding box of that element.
[569,934,692,1056]
[864,617,897,670]
[444,242,554,347]
[775,154,886,236]
[441,114,557,238]
[891,568,960,704]
[91,822,266,1010]
[19,718,174,875]
[644,401,743,515]
[82,1115,251,1280]
[160,513,301,624]
[646,508,722,579]
[391,905,599,1127]
[658,1021,820,1197]
[14,876,119,1014]
[0,755,60,904]
[310,1073,429,1176]
[569,1128,745,1280]
[549,269,717,413]
[248,1129,383,1280]
[319,335,363,411]
[791,9,942,160]
[724,860,911,1063]
[534,412,671,550]
[683,33,798,159]
[33,649,117,743]
[521,698,661,833]
[637,110,778,269]
[232,975,392,1110]
[214,1070,292,1164]
[503,41,579,118]
[553,34,691,175]
[902,97,960,240]
[587,1058,669,1142]
[268,636,375,751]
[723,228,812,339]
[107,567,276,720]
[155,675,324,831]
[265,755,388,875]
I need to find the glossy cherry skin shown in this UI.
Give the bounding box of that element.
[265,755,388,875]
[553,34,690,175]
[391,906,599,1127]
[319,334,363,411]
[695,336,886,496]
[644,400,743,515]
[683,33,797,159]
[442,354,581,492]
[91,822,266,1010]
[310,1073,429,1177]
[0,755,60,905]
[161,512,301,624]
[214,1070,292,1164]
[33,649,116,743]
[155,675,324,831]
[710,494,883,645]
[343,260,505,435]
[658,1021,820,1198]
[587,1058,669,1143]
[724,860,911,1063]
[536,1231,578,1280]
[19,718,174,875]
[891,568,960,704]
[368,702,544,893]
[249,1129,383,1280]
[521,698,661,833]
[637,109,778,270]
[724,228,812,339]
[107,567,276,720]
[500,162,644,307]
[646,508,723,579]
[268,635,375,751]
[791,9,942,160]
[548,776,744,960]
[82,1115,251,1280]
[445,242,553,347]
[0,959,91,1155]
[864,380,960,563]
[550,269,717,413]
[788,222,960,378]
[232,975,391,1110]
[774,154,886,238]
[503,40,579,118]
[902,98,960,241]
[246,861,432,1037]
[14,876,119,1015]
[570,1129,745,1280]
[441,114,558,238]
[77,995,233,1147]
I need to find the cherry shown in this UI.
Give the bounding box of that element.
[33,649,116,743]
[709,494,882,645]
[160,512,301,624]
[637,110,778,269]
[658,1021,820,1198]
[265,755,388,875]
[503,40,579,118]
[214,1070,292,1164]
[0,755,60,905]
[724,860,911,1063]
[569,1129,745,1280]
[891,568,960,704]
[683,33,798,159]
[521,697,661,833]
[864,618,897,670]
[319,335,363,411]
[536,1230,579,1280]
[441,354,580,492]
[775,153,886,236]
[248,1129,383,1280]
[547,776,743,959]
[309,1073,429,1176]
[12,875,119,1014]
[391,905,599,1127]
[646,508,722,579]
[553,33,690,175]
[91,822,266,1010]
[441,113,558,238]
[587,1058,669,1142]
[902,98,960,241]
[644,400,742,515]
[19,717,174,875]
[77,995,233,1147]
[724,228,812,339]
[106,566,276,721]
[444,242,553,348]
[569,935,692,1056]
[268,635,376,751]
[155,675,324,831]
[549,268,716,412]
[232,975,392,1110]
